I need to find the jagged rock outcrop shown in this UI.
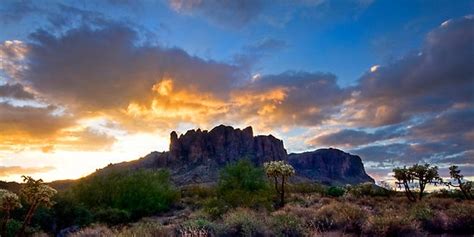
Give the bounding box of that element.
[168,125,286,166]
[288,148,374,185]
[96,125,374,186]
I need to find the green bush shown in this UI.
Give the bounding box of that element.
[52,194,93,231]
[222,208,267,236]
[217,160,274,210]
[346,182,393,197]
[409,202,435,231]
[325,186,345,197]
[70,169,179,219]
[288,182,326,195]
[181,185,216,199]
[5,219,22,237]
[94,208,131,226]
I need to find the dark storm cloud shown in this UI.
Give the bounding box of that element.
[0,83,35,100]
[23,23,241,111]
[311,125,406,147]
[350,16,474,126]
[169,0,265,28]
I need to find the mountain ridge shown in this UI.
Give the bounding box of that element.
[95,124,374,185]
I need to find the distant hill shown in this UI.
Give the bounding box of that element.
[96,125,374,186]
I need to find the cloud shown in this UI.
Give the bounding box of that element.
[0,40,29,81]
[0,83,35,100]
[23,23,241,113]
[231,71,350,128]
[0,0,39,24]
[169,0,265,28]
[347,16,474,126]
[310,126,405,147]
[0,102,73,139]
[234,37,288,68]
[0,165,55,176]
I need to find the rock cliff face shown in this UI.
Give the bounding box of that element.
[97,125,374,185]
[168,125,287,166]
[288,148,374,185]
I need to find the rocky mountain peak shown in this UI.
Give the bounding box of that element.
[169,125,286,166]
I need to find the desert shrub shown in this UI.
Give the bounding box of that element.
[178,218,219,236]
[430,189,465,199]
[409,202,436,231]
[363,212,421,236]
[270,212,304,237]
[346,182,393,197]
[288,182,326,195]
[217,160,274,210]
[203,197,229,219]
[5,219,21,237]
[70,169,179,219]
[325,186,345,197]
[52,194,93,231]
[181,185,216,199]
[94,208,131,225]
[444,202,474,234]
[222,208,267,236]
[67,225,116,237]
[117,219,171,237]
[312,202,366,233]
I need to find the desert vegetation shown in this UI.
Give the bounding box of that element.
[0,162,473,236]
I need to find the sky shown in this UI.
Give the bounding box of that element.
[0,0,473,182]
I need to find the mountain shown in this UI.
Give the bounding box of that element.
[288,149,374,185]
[98,125,374,185]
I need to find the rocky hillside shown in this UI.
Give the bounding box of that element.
[288,149,374,185]
[98,125,374,185]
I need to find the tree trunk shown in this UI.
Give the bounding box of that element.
[19,202,38,237]
[280,176,285,207]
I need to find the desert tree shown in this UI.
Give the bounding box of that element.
[393,164,441,201]
[0,189,22,237]
[19,176,57,236]
[409,164,441,200]
[393,166,417,202]
[264,160,295,207]
[446,165,473,200]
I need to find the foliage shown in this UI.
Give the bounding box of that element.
[94,208,131,226]
[70,169,179,219]
[0,189,22,236]
[445,203,474,234]
[264,160,295,207]
[363,212,421,236]
[393,164,441,201]
[216,160,274,211]
[222,208,266,237]
[325,186,345,197]
[446,165,473,200]
[52,193,93,231]
[346,182,393,197]
[19,176,57,236]
[288,182,326,195]
[178,218,218,236]
[312,202,366,233]
[270,213,304,237]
